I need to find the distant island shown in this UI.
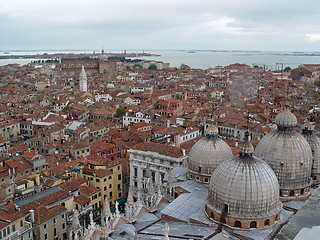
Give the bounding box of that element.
[0,51,160,60]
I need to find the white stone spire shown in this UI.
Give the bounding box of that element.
[79,65,87,92]
[163,222,170,240]
[69,210,83,240]
[102,197,111,218]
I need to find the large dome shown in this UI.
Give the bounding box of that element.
[188,125,232,183]
[302,121,320,181]
[206,134,281,229]
[254,109,313,201]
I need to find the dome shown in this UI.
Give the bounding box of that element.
[206,125,219,136]
[106,83,115,90]
[206,135,281,229]
[302,121,320,181]
[188,126,233,182]
[274,109,297,128]
[254,110,312,200]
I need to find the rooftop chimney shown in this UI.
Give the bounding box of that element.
[29,209,35,223]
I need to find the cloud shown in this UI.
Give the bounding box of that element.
[306,34,320,42]
[1,0,320,50]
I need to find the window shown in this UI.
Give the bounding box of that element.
[235,221,242,228]
[53,218,56,224]
[61,214,64,219]
[109,184,112,188]
[44,233,48,240]
[62,223,65,229]
[54,228,57,236]
[20,220,23,227]
[109,191,113,198]
[44,223,47,229]
[264,219,270,226]
[7,226,10,234]
[12,225,15,232]
[118,174,121,180]
[104,186,107,191]
[250,221,257,228]
[118,192,122,198]
[118,184,121,190]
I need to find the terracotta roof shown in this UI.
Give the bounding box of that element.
[78,185,100,197]
[131,142,185,158]
[21,152,37,159]
[0,204,25,222]
[34,205,67,225]
[74,194,90,206]
[95,168,112,178]
[58,178,88,192]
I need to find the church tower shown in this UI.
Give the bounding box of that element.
[79,65,87,92]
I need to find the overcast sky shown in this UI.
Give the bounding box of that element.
[1,0,320,51]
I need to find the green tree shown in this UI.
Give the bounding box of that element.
[133,64,142,69]
[175,94,182,100]
[284,66,291,71]
[114,107,126,118]
[148,64,157,70]
[314,81,320,87]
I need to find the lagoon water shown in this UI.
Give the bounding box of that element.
[1,50,320,70]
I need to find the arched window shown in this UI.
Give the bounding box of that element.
[250,221,257,228]
[234,221,241,228]
[290,190,294,196]
[264,219,270,226]
[204,178,209,183]
[224,204,229,214]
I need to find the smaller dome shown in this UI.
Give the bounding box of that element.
[106,83,115,90]
[275,109,297,128]
[206,125,218,137]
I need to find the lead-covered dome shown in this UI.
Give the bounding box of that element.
[188,125,232,183]
[254,109,312,201]
[206,133,281,229]
[274,109,297,128]
[302,121,320,181]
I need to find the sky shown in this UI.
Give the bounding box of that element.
[1,0,320,51]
